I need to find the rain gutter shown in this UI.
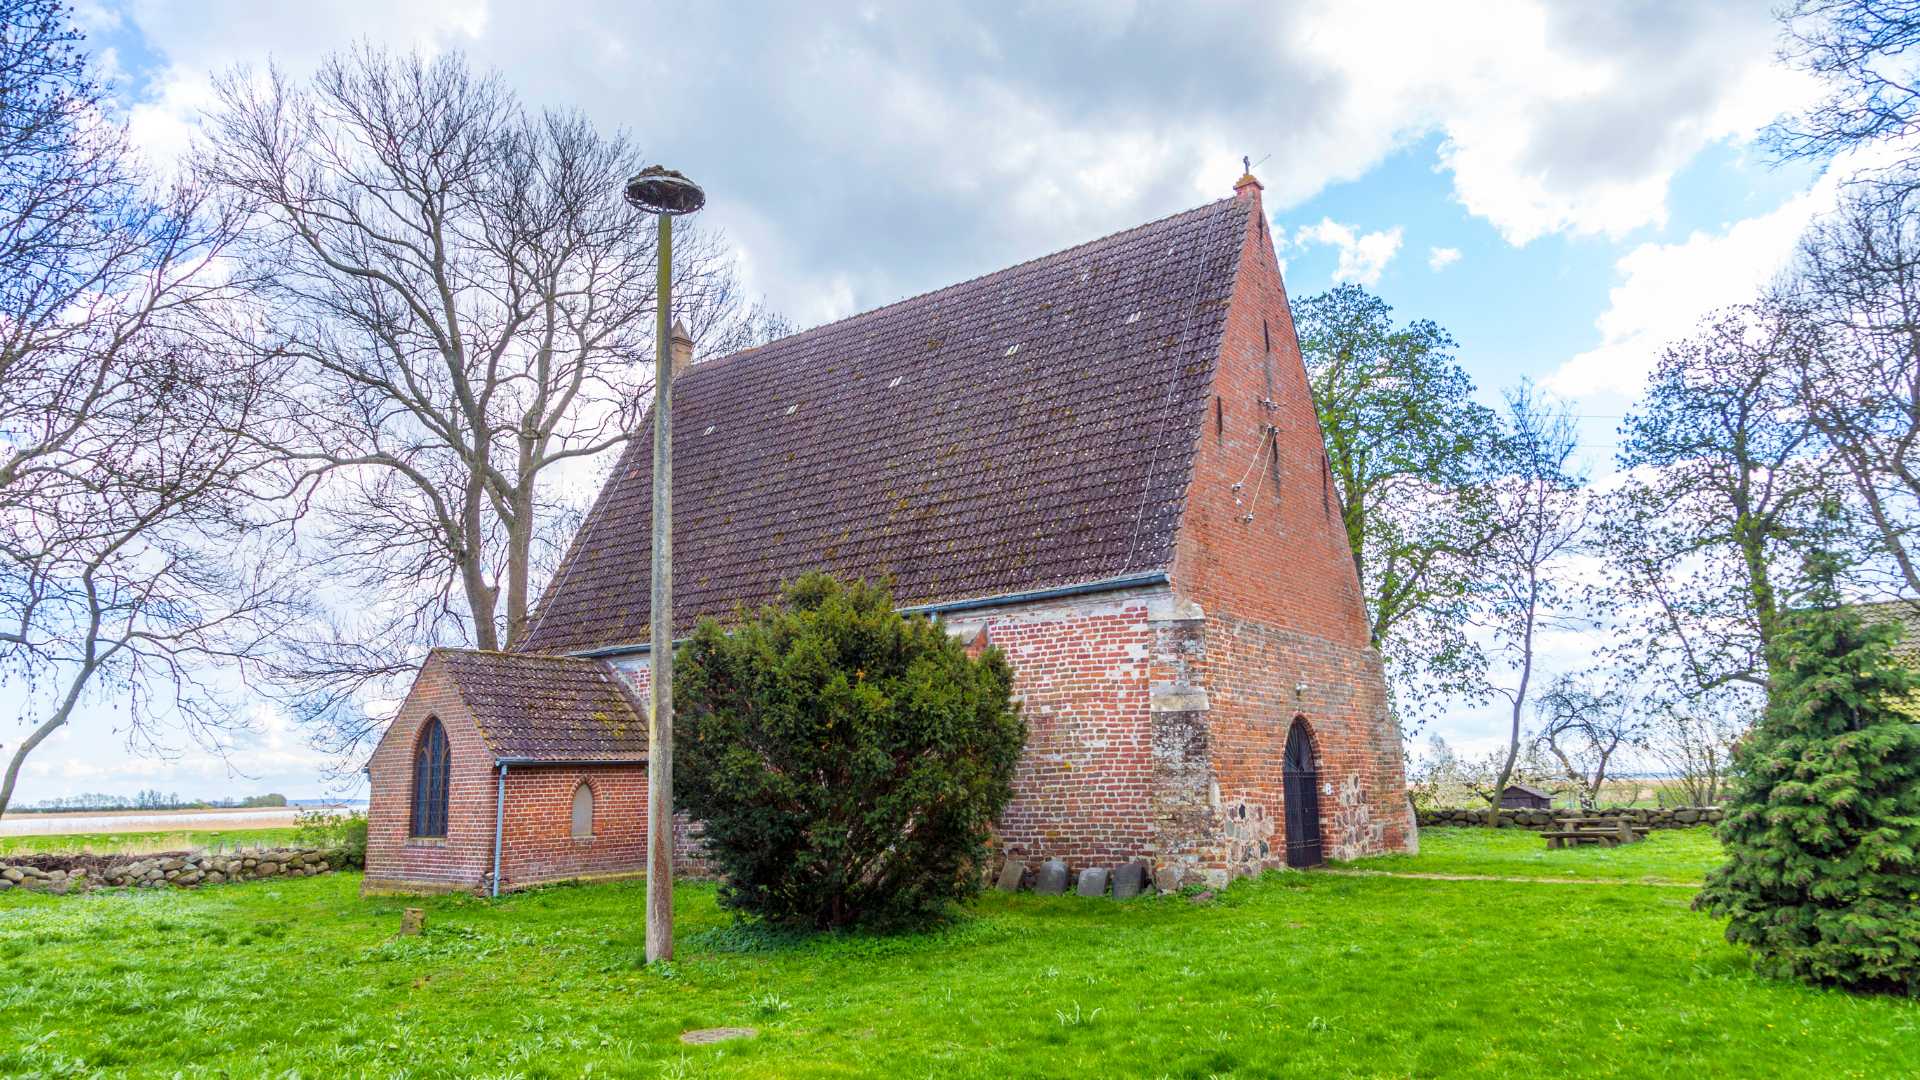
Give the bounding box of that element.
[562,571,1172,659]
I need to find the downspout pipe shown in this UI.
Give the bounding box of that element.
[491,762,508,898]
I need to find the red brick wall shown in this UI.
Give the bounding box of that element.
[1167,180,1411,871]
[1200,615,1410,867]
[497,765,648,888]
[961,599,1158,867]
[363,655,498,892]
[1171,181,1370,645]
[610,597,1167,874]
[600,661,721,879]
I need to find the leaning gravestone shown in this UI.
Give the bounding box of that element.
[995,858,1026,892]
[1075,866,1109,898]
[1033,858,1070,895]
[1112,862,1151,900]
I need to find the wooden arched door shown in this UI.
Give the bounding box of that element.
[1282,719,1323,868]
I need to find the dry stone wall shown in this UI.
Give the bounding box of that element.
[1417,806,1724,830]
[0,846,348,895]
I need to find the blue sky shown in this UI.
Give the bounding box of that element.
[7,1,1845,803]
[1278,134,1825,463]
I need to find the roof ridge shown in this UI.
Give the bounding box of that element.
[437,646,604,665]
[687,196,1238,375]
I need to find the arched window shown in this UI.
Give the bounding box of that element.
[571,782,594,839]
[410,717,451,838]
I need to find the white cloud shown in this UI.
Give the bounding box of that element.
[70,1,123,33]
[124,68,217,170]
[112,0,490,169]
[1293,218,1404,285]
[100,0,1819,323]
[1544,182,1833,399]
[1427,246,1462,271]
[1297,1,1818,245]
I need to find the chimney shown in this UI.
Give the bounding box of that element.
[669,318,693,379]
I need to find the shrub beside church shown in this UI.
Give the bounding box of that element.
[676,574,1024,929]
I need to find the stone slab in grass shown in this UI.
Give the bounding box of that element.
[679,1027,757,1045]
[995,858,1025,892]
[1033,858,1069,895]
[1113,862,1151,899]
[1076,866,1109,898]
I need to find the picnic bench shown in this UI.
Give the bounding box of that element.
[1542,817,1651,849]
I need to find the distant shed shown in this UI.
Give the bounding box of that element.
[1500,783,1553,810]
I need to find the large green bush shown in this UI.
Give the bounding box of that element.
[1694,591,1920,994]
[675,573,1024,929]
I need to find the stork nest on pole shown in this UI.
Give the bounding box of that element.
[624,165,706,215]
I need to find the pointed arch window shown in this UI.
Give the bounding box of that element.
[571,781,594,839]
[410,717,451,838]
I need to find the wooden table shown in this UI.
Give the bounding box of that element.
[1542,818,1650,849]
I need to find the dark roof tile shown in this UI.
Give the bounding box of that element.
[1855,599,1920,667]
[522,196,1249,653]
[436,650,648,761]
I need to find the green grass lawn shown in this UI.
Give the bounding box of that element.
[0,827,302,857]
[1339,825,1726,884]
[2,832,1915,1078]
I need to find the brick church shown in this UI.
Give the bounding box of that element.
[362,172,1415,895]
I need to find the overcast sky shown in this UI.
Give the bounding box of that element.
[10,0,1839,804]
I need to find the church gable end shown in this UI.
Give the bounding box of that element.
[1165,175,1412,870]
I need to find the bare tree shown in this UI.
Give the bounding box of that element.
[1404,734,1460,813]
[1773,0,1920,177]
[1786,182,1920,597]
[1532,676,1646,811]
[1603,305,1832,695]
[0,0,299,815]
[1,343,303,816]
[1644,691,1752,807]
[198,46,779,759]
[1472,384,1588,825]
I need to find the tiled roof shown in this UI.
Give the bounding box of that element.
[436,650,648,761]
[1855,599,1920,667]
[523,196,1250,653]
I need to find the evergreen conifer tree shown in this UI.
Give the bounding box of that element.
[1696,556,1920,994]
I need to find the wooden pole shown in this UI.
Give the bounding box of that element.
[646,209,674,964]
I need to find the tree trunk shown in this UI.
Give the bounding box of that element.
[462,468,500,651]
[503,481,536,648]
[1732,507,1779,656]
[0,684,88,818]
